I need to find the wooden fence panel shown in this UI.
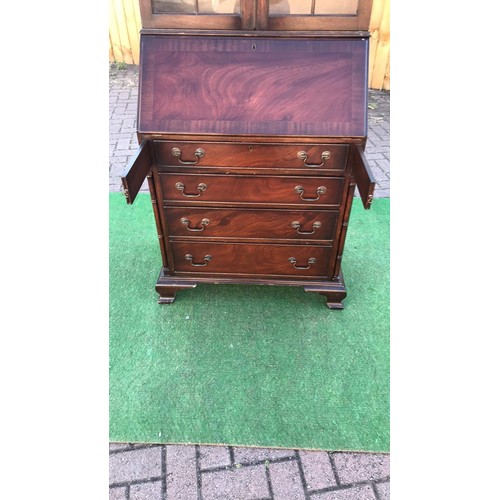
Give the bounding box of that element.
[109,0,140,64]
[109,0,390,89]
[369,0,390,90]
[109,1,125,63]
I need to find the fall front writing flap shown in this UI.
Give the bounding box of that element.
[138,35,368,137]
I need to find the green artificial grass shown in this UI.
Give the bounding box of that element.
[109,193,389,452]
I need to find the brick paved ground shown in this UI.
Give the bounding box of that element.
[110,444,389,500]
[109,63,390,499]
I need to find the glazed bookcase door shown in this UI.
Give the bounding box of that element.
[140,0,255,29]
[257,0,373,31]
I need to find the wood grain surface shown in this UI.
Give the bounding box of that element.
[171,241,332,276]
[159,173,345,206]
[139,35,367,136]
[154,140,348,171]
[164,206,339,241]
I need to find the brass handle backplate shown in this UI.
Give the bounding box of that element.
[171,147,205,165]
[175,182,207,197]
[288,257,316,270]
[297,150,331,168]
[180,217,210,232]
[291,221,321,235]
[185,254,212,267]
[294,185,327,201]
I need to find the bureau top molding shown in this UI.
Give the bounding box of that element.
[138,35,368,138]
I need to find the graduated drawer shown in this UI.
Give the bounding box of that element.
[160,173,344,207]
[171,241,331,277]
[165,207,339,241]
[155,141,348,173]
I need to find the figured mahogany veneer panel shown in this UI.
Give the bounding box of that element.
[171,241,331,276]
[165,206,339,241]
[139,35,368,136]
[155,141,348,172]
[160,173,344,206]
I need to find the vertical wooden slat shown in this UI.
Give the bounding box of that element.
[123,0,141,63]
[108,0,143,65]
[112,0,134,64]
[369,0,390,90]
[368,0,384,87]
[132,0,143,62]
[109,0,125,62]
[109,33,116,62]
[382,53,390,90]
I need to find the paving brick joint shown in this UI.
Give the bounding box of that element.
[110,444,389,500]
[109,63,390,499]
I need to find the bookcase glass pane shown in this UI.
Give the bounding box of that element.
[152,0,241,14]
[153,0,195,13]
[269,0,311,15]
[199,0,240,13]
[269,0,358,15]
[315,0,358,15]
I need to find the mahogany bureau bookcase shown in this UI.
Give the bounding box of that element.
[121,0,376,309]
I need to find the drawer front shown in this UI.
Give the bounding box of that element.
[160,173,344,207]
[155,141,348,172]
[171,242,331,277]
[165,207,339,241]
